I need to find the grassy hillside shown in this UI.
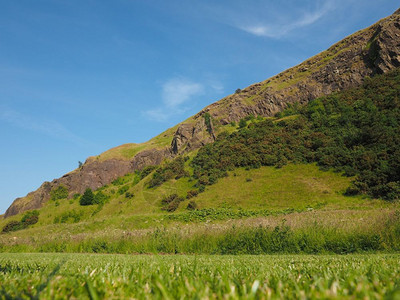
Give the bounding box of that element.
[0,161,398,253]
[1,69,400,254]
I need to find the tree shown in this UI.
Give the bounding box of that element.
[78,161,83,168]
[80,188,95,206]
[239,118,247,128]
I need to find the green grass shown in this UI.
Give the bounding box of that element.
[0,253,399,299]
[0,163,386,230]
[1,163,397,253]
[93,124,179,162]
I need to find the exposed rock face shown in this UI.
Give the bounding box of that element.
[171,117,216,154]
[4,8,400,218]
[195,10,400,125]
[4,148,172,218]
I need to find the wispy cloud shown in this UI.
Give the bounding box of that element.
[234,1,334,38]
[144,77,205,121]
[0,106,87,145]
[162,78,204,108]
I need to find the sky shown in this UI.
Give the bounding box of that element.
[0,0,398,214]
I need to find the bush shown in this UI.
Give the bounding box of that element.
[161,194,179,206]
[1,221,23,233]
[203,113,213,134]
[186,190,199,199]
[80,188,95,206]
[21,210,39,226]
[238,118,247,128]
[111,177,125,186]
[139,165,157,180]
[165,200,180,212]
[148,157,188,188]
[54,210,83,224]
[125,192,134,199]
[50,185,68,201]
[187,200,198,211]
[94,191,109,204]
[117,185,129,195]
[161,194,184,212]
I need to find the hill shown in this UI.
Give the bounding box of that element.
[1,9,400,255]
[1,66,400,253]
[4,8,400,218]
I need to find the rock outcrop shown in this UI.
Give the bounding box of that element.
[4,8,400,218]
[171,116,216,154]
[195,9,400,125]
[4,148,172,218]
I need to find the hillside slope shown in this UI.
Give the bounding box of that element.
[4,8,400,218]
[1,67,399,253]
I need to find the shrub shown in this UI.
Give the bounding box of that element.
[186,190,199,199]
[1,221,23,233]
[94,191,109,204]
[165,200,180,212]
[148,157,188,188]
[238,119,247,128]
[161,194,184,212]
[80,188,95,206]
[117,185,129,195]
[50,185,68,201]
[21,210,39,226]
[187,200,198,210]
[198,185,206,193]
[203,113,213,134]
[139,165,157,180]
[161,194,179,206]
[125,192,134,199]
[54,210,83,224]
[111,177,125,186]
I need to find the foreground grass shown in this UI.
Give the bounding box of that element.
[0,253,399,299]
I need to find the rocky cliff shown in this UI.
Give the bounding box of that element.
[4,8,400,218]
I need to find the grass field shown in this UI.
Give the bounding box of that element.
[0,253,399,299]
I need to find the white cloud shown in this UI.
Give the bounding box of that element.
[162,78,204,107]
[236,1,333,38]
[143,77,205,122]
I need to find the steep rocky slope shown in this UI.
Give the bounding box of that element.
[4,8,400,218]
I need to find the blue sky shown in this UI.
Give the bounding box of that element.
[0,0,398,214]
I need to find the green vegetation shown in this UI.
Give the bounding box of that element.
[1,71,400,256]
[53,210,83,224]
[0,253,399,299]
[1,209,399,254]
[50,185,68,201]
[203,112,213,134]
[79,189,110,206]
[80,188,95,206]
[147,157,188,188]
[192,69,400,200]
[1,210,39,233]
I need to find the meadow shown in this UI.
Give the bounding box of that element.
[0,253,399,299]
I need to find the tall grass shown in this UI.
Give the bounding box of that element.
[1,213,399,254]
